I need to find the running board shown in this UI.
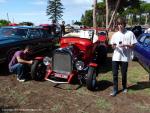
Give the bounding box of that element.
[45,78,69,84]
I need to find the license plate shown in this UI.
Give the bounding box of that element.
[54,73,68,79]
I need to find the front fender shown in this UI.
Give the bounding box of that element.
[34,57,44,61]
[89,63,98,67]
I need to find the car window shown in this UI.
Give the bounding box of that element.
[139,35,146,43]
[28,29,41,38]
[13,29,27,37]
[40,29,49,38]
[0,28,27,37]
[0,28,11,36]
[143,36,150,46]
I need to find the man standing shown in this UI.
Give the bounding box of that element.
[9,45,33,82]
[51,20,57,35]
[110,17,137,96]
[60,21,65,36]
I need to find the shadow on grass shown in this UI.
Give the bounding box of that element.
[128,81,150,90]
[95,80,113,91]
[53,83,83,90]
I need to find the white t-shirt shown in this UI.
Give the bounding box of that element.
[144,28,150,33]
[110,30,137,62]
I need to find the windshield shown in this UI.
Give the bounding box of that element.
[0,28,28,37]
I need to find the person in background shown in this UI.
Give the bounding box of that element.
[110,17,137,96]
[51,20,57,35]
[132,26,142,38]
[9,45,33,82]
[61,21,65,36]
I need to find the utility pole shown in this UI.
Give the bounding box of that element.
[7,13,9,22]
[12,17,15,23]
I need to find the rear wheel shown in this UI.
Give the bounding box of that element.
[86,67,98,91]
[31,60,46,81]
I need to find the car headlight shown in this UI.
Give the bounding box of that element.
[75,61,84,71]
[43,56,51,66]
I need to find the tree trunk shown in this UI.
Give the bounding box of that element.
[108,0,121,29]
[93,0,97,28]
[145,13,148,25]
[105,0,109,28]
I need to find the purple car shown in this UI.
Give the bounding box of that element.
[133,33,150,80]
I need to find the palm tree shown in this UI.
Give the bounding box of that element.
[105,0,121,28]
[105,0,109,28]
[93,0,97,28]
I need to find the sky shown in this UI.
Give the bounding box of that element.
[0,0,150,25]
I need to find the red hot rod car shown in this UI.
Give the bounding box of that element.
[31,29,107,91]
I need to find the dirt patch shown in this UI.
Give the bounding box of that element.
[0,53,150,113]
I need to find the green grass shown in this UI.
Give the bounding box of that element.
[127,89,139,94]
[50,104,63,112]
[144,88,150,96]
[128,63,148,84]
[134,102,150,112]
[8,89,26,105]
[76,88,90,96]
[78,110,89,113]
[95,98,111,110]
[98,60,150,96]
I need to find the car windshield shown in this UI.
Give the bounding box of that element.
[0,28,28,37]
[144,36,150,46]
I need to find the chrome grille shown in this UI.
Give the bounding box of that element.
[52,51,72,74]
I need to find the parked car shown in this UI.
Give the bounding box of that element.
[0,26,59,63]
[133,33,150,80]
[132,25,143,38]
[31,29,108,91]
[39,23,61,36]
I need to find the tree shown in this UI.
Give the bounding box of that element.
[82,0,144,28]
[93,0,97,27]
[97,2,105,27]
[46,0,64,22]
[140,2,150,25]
[0,19,10,26]
[81,2,105,27]
[74,21,82,26]
[105,0,109,28]
[81,10,93,27]
[109,0,121,28]
[105,0,141,28]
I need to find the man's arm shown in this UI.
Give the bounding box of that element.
[16,56,33,64]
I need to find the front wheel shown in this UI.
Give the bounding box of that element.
[31,60,47,81]
[86,67,98,91]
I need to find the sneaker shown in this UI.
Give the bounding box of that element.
[122,89,127,93]
[110,92,117,97]
[17,78,25,82]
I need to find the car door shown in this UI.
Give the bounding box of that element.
[135,35,150,71]
[39,29,54,49]
[142,36,150,71]
[134,35,146,60]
